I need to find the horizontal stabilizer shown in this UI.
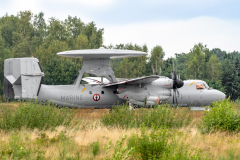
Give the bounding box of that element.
[5,75,16,84]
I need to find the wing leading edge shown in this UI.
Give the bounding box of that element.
[103,75,160,87]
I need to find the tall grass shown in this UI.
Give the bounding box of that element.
[0,100,76,130]
[0,132,46,159]
[101,104,193,129]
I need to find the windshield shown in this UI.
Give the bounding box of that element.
[203,82,209,89]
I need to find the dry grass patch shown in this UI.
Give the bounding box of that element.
[1,101,240,159]
[179,128,240,159]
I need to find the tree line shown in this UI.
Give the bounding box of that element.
[0,11,239,100]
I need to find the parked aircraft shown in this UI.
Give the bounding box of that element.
[4,47,225,108]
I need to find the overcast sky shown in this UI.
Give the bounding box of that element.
[0,0,240,59]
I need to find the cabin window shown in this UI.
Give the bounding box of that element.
[101,91,104,94]
[89,91,92,94]
[196,84,204,89]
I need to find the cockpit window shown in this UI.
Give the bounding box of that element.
[196,84,205,89]
[202,83,207,89]
[203,82,209,89]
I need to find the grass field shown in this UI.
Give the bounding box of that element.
[1,101,240,159]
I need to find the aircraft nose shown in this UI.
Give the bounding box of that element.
[217,90,226,101]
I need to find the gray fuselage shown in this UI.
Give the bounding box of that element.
[37,79,225,108]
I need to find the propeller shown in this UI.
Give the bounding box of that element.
[171,62,184,106]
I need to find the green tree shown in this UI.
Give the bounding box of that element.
[11,11,34,58]
[74,34,89,50]
[31,12,46,51]
[222,55,240,100]
[211,48,226,62]
[110,43,147,78]
[0,14,19,48]
[64,16,84,49]
[0,31,12,95]
[186,43,206,79]
[46,18,70,43]
[161,57,175,78]
[43,58,80,85]
[175,53,190,80]
[82,22,103,49]
[149,45,165,75]
[206,54,222,81]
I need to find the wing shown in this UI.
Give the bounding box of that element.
[82,77,106,84]
[103,75,160,87]
[82,77,128,84]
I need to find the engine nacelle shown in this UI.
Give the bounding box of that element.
[151,78,173,89]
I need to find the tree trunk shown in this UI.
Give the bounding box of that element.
[155,60,157,75]
[151,64,155,75]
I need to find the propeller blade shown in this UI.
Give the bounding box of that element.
[176,89,179,106]
[176,89,179,96]
[175,91,178,106]
[172,89,174,104]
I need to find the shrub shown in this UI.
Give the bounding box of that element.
[0,100,76,130]
[199,98,240,133]
[128,126,202,160]
[101,104,192,129]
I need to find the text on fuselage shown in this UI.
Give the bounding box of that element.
[61,95,83,101]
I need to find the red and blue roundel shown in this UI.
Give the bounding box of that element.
[93,94,100,101]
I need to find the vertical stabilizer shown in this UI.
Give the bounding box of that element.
[4,58,44,99]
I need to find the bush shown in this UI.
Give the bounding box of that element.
[199,98,240,133]
[128,126,202,160]
[0,100,76,130]
[101,104,192,129]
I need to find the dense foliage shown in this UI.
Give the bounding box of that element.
[0,11,240,100]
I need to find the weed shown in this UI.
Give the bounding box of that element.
[103,135,135,160]
[91,141,100,157]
